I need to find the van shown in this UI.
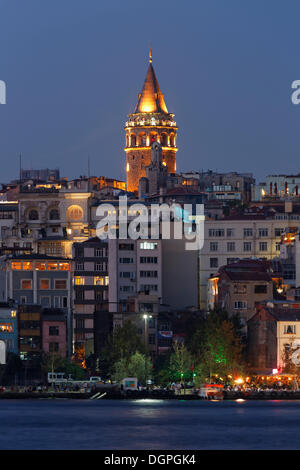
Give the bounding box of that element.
[47,372,72,384]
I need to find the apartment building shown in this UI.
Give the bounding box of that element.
[0,254,72,355]
[207,259,274,328]
[0,302,18,355]
[42,308,67,357]
[199,204,300,309]
[108,235,198,313]
[72,238,110,356]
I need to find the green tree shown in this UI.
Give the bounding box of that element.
[100,321,146,377]
[168,342,193,383]
[112,352,152,385]
[189,310,245,383]
[41,353,86,381]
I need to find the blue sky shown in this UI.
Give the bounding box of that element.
[0,0,300,183]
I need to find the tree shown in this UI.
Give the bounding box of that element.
[168,342,193,383]
[189,310,245,383]
[40,353,86,381]
[1,353,23,385]
[112,352,152,385]
[100,321,146,377]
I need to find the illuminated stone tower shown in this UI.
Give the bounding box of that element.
[125,49,178,193]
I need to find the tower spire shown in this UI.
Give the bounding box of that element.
[149,45,152,63]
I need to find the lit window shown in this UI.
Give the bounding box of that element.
[11,310,16,318]
[21,280,32,290]
[94,276,109,286]
[140,242,158,250]
[74,276,85,285]
[0,323,13,332]
[47,263,58,271]
[59,263,69,271]
[35,263,46,271]
[23,262,32,271]
[11,262,21,270]
[40,279,50,289]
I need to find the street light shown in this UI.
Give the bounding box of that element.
[143,313,152,387]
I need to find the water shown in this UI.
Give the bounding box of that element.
[0,399,300,449]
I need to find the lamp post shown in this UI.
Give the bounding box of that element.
[143,314,152,387]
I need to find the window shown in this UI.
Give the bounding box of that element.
[49,326,59,336]
[227,229,235,237]
[49,342,59,353]
[120,258,134,263]
[28,210,39,221]
[75,247,84,258]
[140,271,158,278]
[55,280,67,289]
[23,262,32,271]
[210,242,218,252]
[40,296,50,307]
[140,257,158,263]
[119,243,134,251]
[234,301,247,309]
[74,276,85,285]
[49,209,60,220]
[140,242,157,250]
[21,279,32,290]
[11,262,22,270]
[75,262,84,271]
[140,284,158,292]
[120,285,135,292]
[227,242,235,252]
[234,284,247,294]
[120,272,135,279]
[275,228,284,237]
[244,242,252,252]
[95,263,106,271]
[94,276,109,286]
[284,325,296,334]
[208,229,225,237]
[47,262,58,271]
[35,262,46,271]
[20,296,27,304]
[276,242,281,251]
[0,323,13,332]
[148,334,156,345]
[75,290,84,301]
[244,228,253,237]
[259,242,268,252]
[259,228,268,237]
[254,285,267,294]
[210,258,218,268]
[95,291,103,301]
[58,263,69,271]
[95,248,107,257]
[40,279,50,289]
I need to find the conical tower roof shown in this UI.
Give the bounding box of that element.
[134,49,168,114]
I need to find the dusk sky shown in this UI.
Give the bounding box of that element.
[1,0,300,183]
